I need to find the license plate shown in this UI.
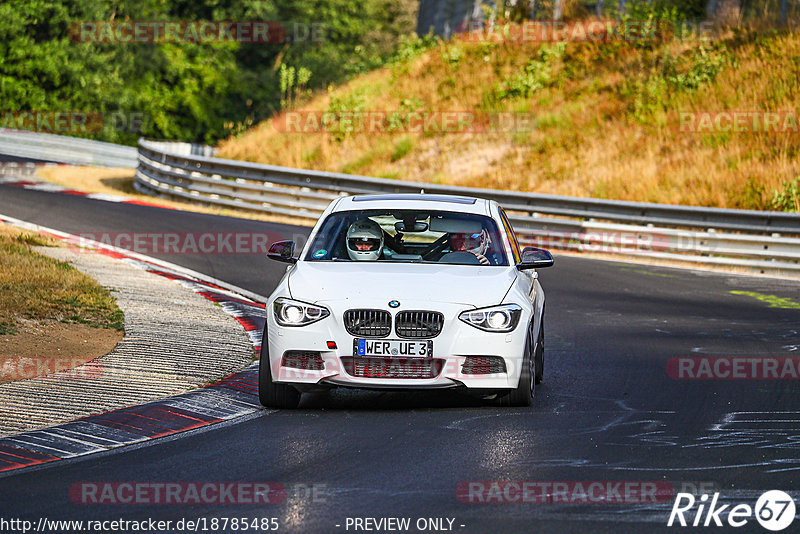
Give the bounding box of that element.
[354,339,433,358]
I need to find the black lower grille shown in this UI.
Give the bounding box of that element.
[281,351,325,371]
[395,311,444,338]
[341,357,443,379]
[344,309,391,337]
[461,356,507,375]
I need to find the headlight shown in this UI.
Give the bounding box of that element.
[459,304,522,332]
[273,297,330,326]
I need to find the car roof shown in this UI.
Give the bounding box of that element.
[332,194,493,216]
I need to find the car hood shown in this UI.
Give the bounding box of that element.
[287,262,517,308]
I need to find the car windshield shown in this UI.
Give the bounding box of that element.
[304,209,509,266]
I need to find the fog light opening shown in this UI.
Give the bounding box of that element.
[461,356,507,375]
[281,351,325,371]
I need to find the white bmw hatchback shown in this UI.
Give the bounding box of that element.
[260,194,553,408]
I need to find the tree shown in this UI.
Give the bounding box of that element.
[554,0,564,20]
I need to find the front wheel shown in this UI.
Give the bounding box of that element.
[500,327,535,407]
[258,326,301,409]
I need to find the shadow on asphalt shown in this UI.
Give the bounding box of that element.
[294,385,552,410]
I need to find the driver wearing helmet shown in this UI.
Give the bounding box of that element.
[346,218,384,261]
[450,229,490,265]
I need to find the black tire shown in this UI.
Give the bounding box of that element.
[500,327,535,407]
[258,325,301,409]
[534,320,544,385]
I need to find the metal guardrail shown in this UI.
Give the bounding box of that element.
[0,162,54,178]
[2,132,794,273]
[0,129,138,168]
[135,138,800,275]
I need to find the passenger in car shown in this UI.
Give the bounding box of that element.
[449,230,491,265]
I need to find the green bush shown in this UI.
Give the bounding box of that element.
[492,44,565,102]
[621,43,731,123]
[771,177,800,212]
[390,137,414,161]
[666,45,731,91]
[325,90,367,142]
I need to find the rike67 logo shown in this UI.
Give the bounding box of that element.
[668,490,796,531]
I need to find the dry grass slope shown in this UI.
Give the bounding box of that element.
[218,27,800,211]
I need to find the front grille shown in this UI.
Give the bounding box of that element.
[395,311,444,339]
[344,309,391,338]
[282,351,325,371]
[461,356,507,375]
[341,357,444,379]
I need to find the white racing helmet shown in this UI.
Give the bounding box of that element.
[346,218,384,261]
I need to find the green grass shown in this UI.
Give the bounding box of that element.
[0,224,124,335]
[390,137,415,161]
[730,290,800,309]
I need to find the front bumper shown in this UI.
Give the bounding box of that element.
[266,302,528,390]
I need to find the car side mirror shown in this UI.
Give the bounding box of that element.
[516,247,554,270]
[267,240,297,264]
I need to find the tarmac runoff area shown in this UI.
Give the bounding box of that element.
[0,244,256,437]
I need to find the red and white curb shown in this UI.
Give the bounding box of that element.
[0,173,172,210]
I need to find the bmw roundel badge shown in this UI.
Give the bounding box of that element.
[389,300,400,308]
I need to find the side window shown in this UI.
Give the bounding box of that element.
[499,209,522,264]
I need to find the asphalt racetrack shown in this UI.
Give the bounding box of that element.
[1,184,798,533]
